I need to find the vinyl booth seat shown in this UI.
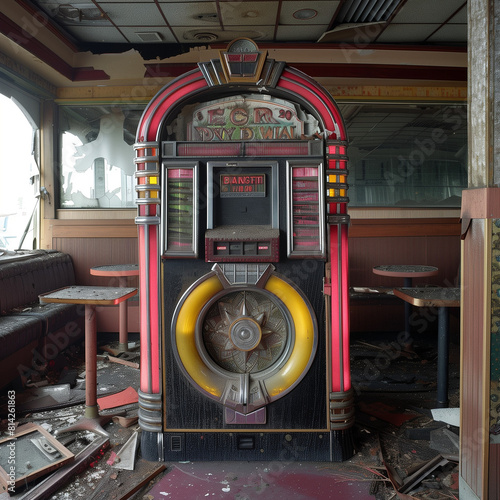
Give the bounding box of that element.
[0,250,84,388]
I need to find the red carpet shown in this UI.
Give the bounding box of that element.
[146,460,375,499]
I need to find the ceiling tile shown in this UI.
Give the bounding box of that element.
[65,25,128,42]
[277,25,329,41]
[36,2,111,26]
[219,1,279,27]
[377,24,443,43]
[100,3,164,26]
[279,1,339,25]
[97,0,152,3]
[158,2,218,27]
[427,24,467,43]
[449,5,467,24]
[392,0,466,24]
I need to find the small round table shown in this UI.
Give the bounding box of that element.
[373,265,439,335]
[39,285,137,437]
[394,287,460,407]
[90,264,139,352]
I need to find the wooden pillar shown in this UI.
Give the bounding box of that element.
[460,1,500,498]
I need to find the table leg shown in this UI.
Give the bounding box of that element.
[55,305,113,437]
[403,277,412,335]
[436,306,450,408]
[118,277,128,352]
[85,304,98,417]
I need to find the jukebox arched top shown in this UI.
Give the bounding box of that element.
[136,39,347,144]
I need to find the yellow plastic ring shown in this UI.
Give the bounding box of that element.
[174,272,316,402]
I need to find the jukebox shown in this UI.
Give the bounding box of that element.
[134,39,353,462]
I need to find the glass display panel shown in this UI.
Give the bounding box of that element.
[219,173,266,198]
[162,163,198,257]
[287,161,325,258]
[339,102,467,207]
[207,162,278,230]
[164,94,322,142]
[59,104,145,208]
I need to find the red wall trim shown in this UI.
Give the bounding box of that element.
[144,62,466,82]
[0,12,109,82]
[73,67,110,82]
[292,63,466,82]
[0,12,74,80]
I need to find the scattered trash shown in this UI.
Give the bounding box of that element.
[18,437,109,500]
[0,423,74,492]
[112,414,139,428]
[112,427,141,471]
[17,384,72,413]
[105,355,139,369]
[430,427,460,461]
[97,387,138,410]
[431,407,460,427]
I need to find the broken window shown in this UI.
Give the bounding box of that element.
[58,104,145,208]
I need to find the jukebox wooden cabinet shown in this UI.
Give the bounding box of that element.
[134,39,353,462]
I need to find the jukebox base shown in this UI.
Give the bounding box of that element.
[141,430,355,462]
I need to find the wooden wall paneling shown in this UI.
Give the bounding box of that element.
[349,218,461,238]
[50,219,139,333]
[423,235,461,287]
[52,236,140,333]
[348,219,461,334]
[348,218,461,287]
[460,219,489,498]
[52,237,138,285]
[348,235,460,288]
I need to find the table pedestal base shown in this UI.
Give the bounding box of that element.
[55,409,114,438]
[118,342,128,352]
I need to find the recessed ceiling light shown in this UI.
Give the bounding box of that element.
[193,32,218,41]
[293,9,318,21]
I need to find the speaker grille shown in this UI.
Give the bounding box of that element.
[171,435,182,452]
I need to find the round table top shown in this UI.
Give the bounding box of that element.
[393,287,460,307]
[90,264,139,277]
[40,285,137,305]
[373,265,438,278]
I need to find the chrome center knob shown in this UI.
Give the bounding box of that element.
[229,317,262,351]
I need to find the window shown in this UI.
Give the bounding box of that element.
[0,94,39,250]
[339,103,467,207]
[59,104,145,208]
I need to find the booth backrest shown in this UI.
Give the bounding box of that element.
[0,250,76,314]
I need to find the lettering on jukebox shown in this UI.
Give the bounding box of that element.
[134,39,353,462]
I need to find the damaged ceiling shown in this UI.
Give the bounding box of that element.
[19,0,467,59]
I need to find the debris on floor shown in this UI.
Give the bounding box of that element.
[0,331,461,500]
[97,387,138,411]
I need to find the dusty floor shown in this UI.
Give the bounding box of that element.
[0,327,460,499]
